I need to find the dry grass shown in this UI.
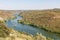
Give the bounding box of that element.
[0,10,16,20]
[19,9,60,33]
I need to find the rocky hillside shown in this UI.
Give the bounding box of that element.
[19,9,60,33]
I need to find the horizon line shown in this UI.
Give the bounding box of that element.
[0,8,60,10]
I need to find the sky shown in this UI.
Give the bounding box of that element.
[0,0,60,10]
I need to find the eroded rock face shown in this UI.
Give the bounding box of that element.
[0,17,4,21]
[0,17,4,22]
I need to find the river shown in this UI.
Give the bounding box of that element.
[6,13,60,40]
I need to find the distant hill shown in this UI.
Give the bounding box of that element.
[0,10,15,20]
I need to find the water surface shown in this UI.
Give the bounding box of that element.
[6,13,60,40]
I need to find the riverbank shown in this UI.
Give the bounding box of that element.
[19,9,60,33]
[0,20,53,40]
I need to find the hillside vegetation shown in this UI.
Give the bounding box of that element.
[19,9,60,33]
[0,10,16,20]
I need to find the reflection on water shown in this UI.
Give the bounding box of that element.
[6,14,60,40]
